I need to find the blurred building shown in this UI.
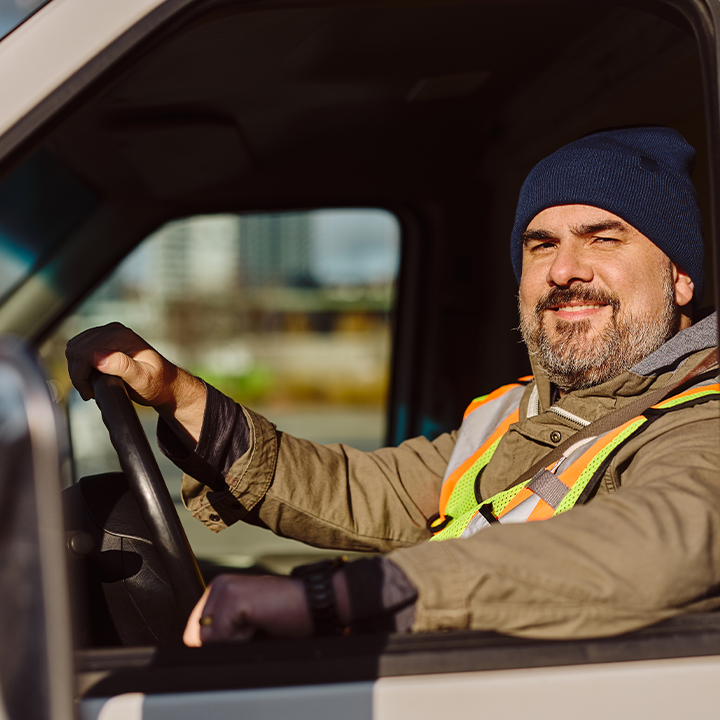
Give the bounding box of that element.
[239,213,311,286]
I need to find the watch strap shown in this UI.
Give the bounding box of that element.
[291,557,346,635]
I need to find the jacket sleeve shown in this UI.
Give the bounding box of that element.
[388,404,720,639]
[182,406,456,552]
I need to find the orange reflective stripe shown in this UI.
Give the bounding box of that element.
[526,497,554,521]
[554,418,637,490]
[496,485,533,517]
[462,399,486,420]
[651,382,720,407]
[463,382,525,419]
[438,407,520,516]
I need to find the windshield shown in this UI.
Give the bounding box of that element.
[0,0,50,40]
[0,149,98,301]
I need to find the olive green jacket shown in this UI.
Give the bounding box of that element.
[182,315,720,639]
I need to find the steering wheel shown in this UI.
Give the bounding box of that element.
[90,371,205,619]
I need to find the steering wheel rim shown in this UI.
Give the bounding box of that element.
[90,371,205,619]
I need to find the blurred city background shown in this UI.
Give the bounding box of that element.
[42,208,400,571]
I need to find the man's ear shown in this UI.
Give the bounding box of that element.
[672,264,694,308]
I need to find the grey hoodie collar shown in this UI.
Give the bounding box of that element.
[630,311,717,377]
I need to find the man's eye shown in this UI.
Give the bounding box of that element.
[531,241,556,251]
[595,236,619,243]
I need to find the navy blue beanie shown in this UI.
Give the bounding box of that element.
[510,127,704,300]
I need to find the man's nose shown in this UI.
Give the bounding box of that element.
[546,245,593,287]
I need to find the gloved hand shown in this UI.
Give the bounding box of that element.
[183,571,351,645]
[66,321,206,446]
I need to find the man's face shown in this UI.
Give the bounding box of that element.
[518,205,694,391]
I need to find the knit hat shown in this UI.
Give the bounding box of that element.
[510,126,704,300]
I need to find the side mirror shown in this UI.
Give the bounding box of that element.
[0,337,73,720]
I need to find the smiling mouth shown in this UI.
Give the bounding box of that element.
[550,303,608,313]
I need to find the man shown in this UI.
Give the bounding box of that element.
[66,127,720,645]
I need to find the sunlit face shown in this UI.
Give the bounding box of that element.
[518,205,694,391]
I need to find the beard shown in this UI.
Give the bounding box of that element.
[519,272,679,392]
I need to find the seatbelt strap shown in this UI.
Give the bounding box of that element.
[506,348,719,490]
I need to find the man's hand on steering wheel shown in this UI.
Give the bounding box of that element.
[66,322,206,446]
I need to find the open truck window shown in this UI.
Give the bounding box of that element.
[42,208,400,573]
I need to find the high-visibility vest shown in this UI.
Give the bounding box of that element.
[428,378,720,542]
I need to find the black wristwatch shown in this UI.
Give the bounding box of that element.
[290,556,347,635]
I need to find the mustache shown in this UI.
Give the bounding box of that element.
[535,285,620,314]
